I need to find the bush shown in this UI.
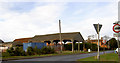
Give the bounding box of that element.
[2,52,10,57]
[91,44,97,51]
[14,47,20,56]
[49,48,55,53]
[2,46,56,57]
[14,47,26,56]
[41,47,47,54]
[6,47,15,56]
[40,47,55,54]
[33,46,38,55]
[21,50,27,56]
[36,49,42,55]
[27,47,34,55]
[4,47,26,57]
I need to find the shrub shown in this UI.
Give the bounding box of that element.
[20,50,27,56]
[36,49,42,55]
[14,47,26,56]
[19,47,27,56]
[6,47,15,56]
[41,47,55,54]
[2,52,10,57]
[41,47,49,54]
[47,47,55,54]
[3,46,55,57]
[14,47,20,56]
[33,46,38,55]
[27,47,34,55]
[91,44,97,51]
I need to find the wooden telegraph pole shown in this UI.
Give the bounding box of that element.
[59,20,62,53]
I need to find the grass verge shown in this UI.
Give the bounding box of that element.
[77,53,118,61]
[2,51,89,60]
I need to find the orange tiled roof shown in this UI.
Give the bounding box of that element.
[13,37,32,43]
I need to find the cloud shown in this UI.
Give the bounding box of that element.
[0,0,119,2]
[61,2,117,39]
[0,2,67,41]
[0,1,118,42]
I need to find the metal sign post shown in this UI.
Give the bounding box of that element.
[113,21,120,63]
[93,23,102,61]
[97,23,100,60]
[117,33,120,63]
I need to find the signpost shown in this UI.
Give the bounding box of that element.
[113,22,120,62]
[114,33,120,37]
[113,24,120,33]
[93,23,102,60]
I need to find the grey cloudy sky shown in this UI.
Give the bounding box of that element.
[0,0,119,42]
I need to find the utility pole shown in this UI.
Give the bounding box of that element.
[59,20,62,53]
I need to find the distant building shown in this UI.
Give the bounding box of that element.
[87,37,108,48]
[23,42,46,52]
[13,37,33,46]
[13,32,84,52]
[0,39,3,47]
[13,37,33,43]
[0,39,7,52]
[1,42,13,52]
[3,42,13,47]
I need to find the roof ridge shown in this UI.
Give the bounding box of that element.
[15,37,33,39]
[35,32,80,37]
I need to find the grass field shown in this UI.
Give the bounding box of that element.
[2,51,89,60]
[77,53,118,61]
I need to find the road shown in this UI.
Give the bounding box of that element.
[12,50,113,61]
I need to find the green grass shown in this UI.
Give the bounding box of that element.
[2,51,89,60]
[77,53,118,61]
[2,53,58,59]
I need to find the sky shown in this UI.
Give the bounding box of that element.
[0,0,119,42]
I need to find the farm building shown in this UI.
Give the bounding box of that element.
[13,32,85,52]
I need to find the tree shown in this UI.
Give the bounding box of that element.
[107,38,117,49]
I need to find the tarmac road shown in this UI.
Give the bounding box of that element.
[12,50,114,61]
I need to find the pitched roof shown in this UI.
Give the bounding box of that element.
[13,37,32,46]
[13,37,33,43]
[30,32,84,42]
[13,32,84,46]
[3,42,13,44]
[0,39,4,43]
